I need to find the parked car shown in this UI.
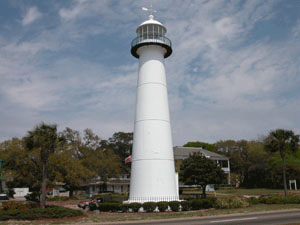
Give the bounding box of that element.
[78,200,94,210]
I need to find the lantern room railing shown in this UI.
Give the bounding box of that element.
[131,35,172,58]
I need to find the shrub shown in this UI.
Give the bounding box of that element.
[142,202,157,212]
[98,203,122,212]
[25,191,40,202]
[128,203,142,212]
[0,206,84,221]
[88,202,98,211]
[157,202,168,212]
[215,197,249,209]
[190,199,204,210]
[121,204,130,212]
[255,195,300,205]
[2,201,39,211]
[180,201,191,211]
[203,197,217,209]
[168,201,180,212]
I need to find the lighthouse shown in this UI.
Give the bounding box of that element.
[128,12,179,203]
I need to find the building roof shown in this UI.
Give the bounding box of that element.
[173,146,229,161]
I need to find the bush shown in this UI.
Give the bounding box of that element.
[88,202,98,211]
[157,202,168,212]
[189,197,216,210]
[2,201,39,211]
[142,202,157,212]
[180,201,191,211]
[25,191,40,202]
[128,203,142,212]
[0,206,84,221]
[190,199,203,210]
[98,203,122,212]
[215,197,249,209]
[255,195,300,205]
[203,197,217,209]
[168,201,180,212]
[121,204,130,212]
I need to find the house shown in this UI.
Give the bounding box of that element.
[82,147,230,196]
[173,147,230,184]
[82,174,130,196]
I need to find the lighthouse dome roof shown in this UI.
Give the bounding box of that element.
[137,15,167,33]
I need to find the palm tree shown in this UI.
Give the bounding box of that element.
[265,129,299,196]
[23,123,58,208]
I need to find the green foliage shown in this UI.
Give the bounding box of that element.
[97,203,122,212]
[180,201,191,211]
[102,132,133,174]
[23,123,59,208]
[215,197,249,209]
[142,202,157,212]
[25,191,40,202]
[88,202,98,211]
[157,201,168,212]
[128,203,142,212]
[0,127,122,198]
[183,142,215,151]
[0,206,84,221]
[189,197,217,210]
[180,152,225,196]
[252,195,300,205]
[264,129,300,196]
[168,201,180,212]
[2,201,39,210]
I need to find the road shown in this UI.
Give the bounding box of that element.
[106,210,300,225]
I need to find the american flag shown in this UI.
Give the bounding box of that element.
[124,156,132,164]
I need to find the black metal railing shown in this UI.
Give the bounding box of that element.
[131,36,172,49]
[131,36,172,58]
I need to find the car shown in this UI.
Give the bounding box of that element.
[78,200,93,210]
[0,193,9,200]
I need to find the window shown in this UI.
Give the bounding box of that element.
[220,160,229,168]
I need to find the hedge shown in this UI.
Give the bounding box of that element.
[0,206,84,221]
[157,202,169,212]
[87,197,219,213]
[249,195,300,205]
[2,201,39,211]
[215,197,249,209]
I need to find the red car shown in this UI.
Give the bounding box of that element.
[78,200,93,210]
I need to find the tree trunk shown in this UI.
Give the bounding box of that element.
[69,188,74,197]
[41,161,48,208]
[282,157,288,197]
[202,185,207,199]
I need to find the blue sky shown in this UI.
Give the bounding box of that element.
[0,0,300,146]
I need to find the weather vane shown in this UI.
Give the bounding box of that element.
[142,3,157,19]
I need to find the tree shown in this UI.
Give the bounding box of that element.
[49,152,94,197]
[265,129,299,196]
[102,132,133,173]
[179,152,225,198]
[183,142,215,151]
[23,123,58,208]
[215,140,250,184]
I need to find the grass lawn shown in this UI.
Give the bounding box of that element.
[0,204,299,225]
[183,187,300,197]
[1,188,299,225]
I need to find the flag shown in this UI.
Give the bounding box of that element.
[125,156,132,164]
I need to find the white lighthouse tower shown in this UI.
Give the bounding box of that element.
[128,11,179,203]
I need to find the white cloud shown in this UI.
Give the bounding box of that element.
[22,6,42,26]
[1,0,300,146]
